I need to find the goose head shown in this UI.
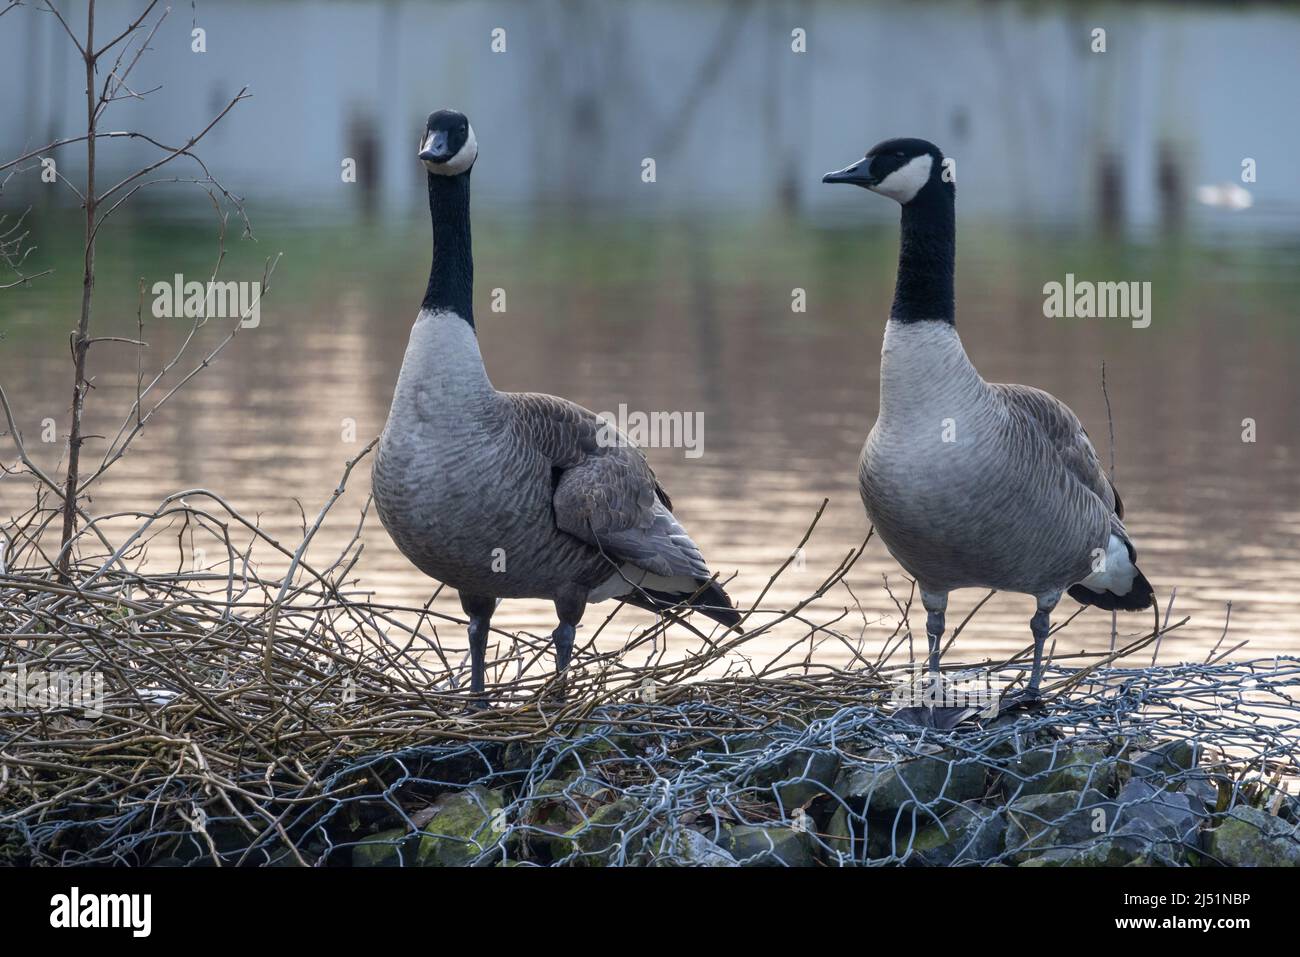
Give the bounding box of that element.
[419,109,478,176]
[822,138,948,205]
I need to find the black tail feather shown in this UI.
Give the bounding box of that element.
[1069,567,1154,612]
[622,579,743,631]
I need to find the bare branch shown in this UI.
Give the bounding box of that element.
[92,0,159,58]
[0,269,52,289]
[94,3,168,123]
[96,89,252,205]
[40,1,85,58]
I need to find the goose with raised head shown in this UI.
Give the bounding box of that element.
[372,110,741,703]
[823,138,1154,707]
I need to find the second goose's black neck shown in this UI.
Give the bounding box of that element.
[422,172,474,326]
[891,182,955,324]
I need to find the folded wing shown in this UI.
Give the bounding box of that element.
[505,392,739,626]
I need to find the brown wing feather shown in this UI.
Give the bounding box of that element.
[991,383,1121,517]
[503,392,705,578]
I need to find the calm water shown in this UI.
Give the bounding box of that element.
[1,211,1298,672]
[3,0,1299,673]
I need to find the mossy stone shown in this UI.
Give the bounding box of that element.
[351,827,413,867]
[834,751,987,814]
[910,801,1007,866]
[1004,788,1112,862]
[1001,746,1113,797]
[724,824,818,867]
[1206,806,1300,867]
[412,786,506,866]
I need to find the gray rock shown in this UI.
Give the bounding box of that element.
[535,773,609,802]
[1107,731,1159,756]
[1103,779,1204,865]
[1115,779,1203,844]
[724,824,818,867]
[1131,739,1201,783]
[822,802,951,863]
[1004,788,1113,862]
[910,801,1007,866]
[834,751,987,814]
[562,797,645,865]
[1279,793,1300,825]
[552,736,631,777]
[1020,840,1161,867]
[1012,780,1205,866]
[1000,745,1113,798]
[1183,774,1221,816]
[351,827,412,867]
[652,829,738,867]
[864,810,935,861]
[982,721,1062,760]
[413,786,506,866]
[523,773,612,859]
[824,804,858,861]
[1206,806,1300,867]
[500,740,538,772]
[772,750,841,809]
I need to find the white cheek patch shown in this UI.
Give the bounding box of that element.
[872,153,934,204]
[423,123,478,176]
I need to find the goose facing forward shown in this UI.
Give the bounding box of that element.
[823,138,1154,703]
[372,110,740,701]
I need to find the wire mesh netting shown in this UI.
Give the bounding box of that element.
[4,611,1298,867]
[286,658,1300,868]
[2,475,1298,867]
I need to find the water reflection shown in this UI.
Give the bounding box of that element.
[2,212,1297,669]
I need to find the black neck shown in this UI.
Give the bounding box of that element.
[890,179,955,324]
[422,171,474,325]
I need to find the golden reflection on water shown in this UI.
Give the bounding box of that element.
[2,219,1298,676]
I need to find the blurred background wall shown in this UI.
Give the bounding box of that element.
[4,0,1298,233]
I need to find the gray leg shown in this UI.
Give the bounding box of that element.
[920,589,948,678]
[552,586,587,693]
[551,623,575,672]
[918,589,948,710]
[459,593,497,703]
[888,588,964,724]
[1027,592,1061,695]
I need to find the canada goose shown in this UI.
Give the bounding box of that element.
[372,110,741,703]
[823,138,1154,705]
